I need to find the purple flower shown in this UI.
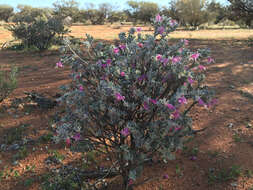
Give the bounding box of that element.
[207,98,218,108]
[143,101,149,110]
[163,174,169,179]
[198,98,205,106]
[190,53,200,61]
[149,99,157,104]
[113,48,119,54]
[138,74,147,81]
[119,44,126,50]
[190,156,197,161]
[121,127,130,137]
[172,110,180,119]
[207,57,214,64]
[156,14,162,22]
[73,133,81,141]
[178,96,187,105]
[166,103,175,110]
[136,27,142,32]
[56,61,63,68]
[66,138,71,146]
[188,77,194,85]
[158,26,165,35]
[79,85,84,92]
[172,56,182,64]
[115,92,125,101]
[162,58,169,65]
[156,54,162,61]
[120,72,125,77]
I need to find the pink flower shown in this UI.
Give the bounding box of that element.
[149,99,157,104]
[156,54,162,61]
[119,44,126,50]
[178,96,187,105]
[115,92,125,101]
[79,85,84,92]
[73,133,81,141]
[56,61,63,68]
[166,103,175,110]
[190,156,197,161]
[66,138,71,146]
[163,174,169,179]
[178,48,183,53]
[114,48,119,54]
[183,39,189,46]
[198,65,206,71]
[158,26,165,35]
[136,27,142,32]
[169,19,177,27]
[75,74,81,79]
[207,57,215,64]
[138,42,144,48]
[128,179,134,186]
[106,59,112,64]
[172,56,182,64]
[172,110,180,119]
[120,72,125,77]
[175,127,181,132]
[143,101,149,110]
[190,53,200,61]
[121,128,130,137]
[188,77,194,85]
[156,14,162,22]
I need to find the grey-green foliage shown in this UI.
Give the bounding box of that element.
[55,15,215,189]
[0,66,18,103]
[0,5,14,22]
[7,16,69,51]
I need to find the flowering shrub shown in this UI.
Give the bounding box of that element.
[0,66,18,103]
[55,15,216,189]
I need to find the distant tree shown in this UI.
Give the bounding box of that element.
[206,1,228,24]
[126,1,160,24]
[53,0,79,22]
[11,5,52,23]
[98,3,113,19]
[174,0,209,28]
[0,5,13,22]
[86,9,106,25]
[108,11,127,24]
[228,0,253,27]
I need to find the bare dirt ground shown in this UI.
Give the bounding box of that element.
[0,27,253,190]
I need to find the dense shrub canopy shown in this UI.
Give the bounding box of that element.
[55,14,215,189]
[7,16,69,51]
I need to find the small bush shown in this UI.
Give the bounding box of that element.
[0,66,18,103]
[6,17,69,51]
[55,14,216,189]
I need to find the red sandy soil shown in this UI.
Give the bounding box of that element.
[0,39,252,190]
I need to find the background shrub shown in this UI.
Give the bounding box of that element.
[6,16,69,51]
